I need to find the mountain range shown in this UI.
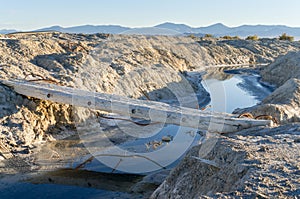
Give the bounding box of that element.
[2,22,300,38]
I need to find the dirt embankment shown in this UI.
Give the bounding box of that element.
[198,38,300,65]
[0,33,210,157]
[2,32,297,157]
[152,41,300,198]
[151,124,300,198]
[0,33,300,198]
[261,51,300,87]
[234,51,300,124]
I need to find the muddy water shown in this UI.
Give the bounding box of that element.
[0,67,274,199]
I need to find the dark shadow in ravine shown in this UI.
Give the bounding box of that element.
[27,168,144,192]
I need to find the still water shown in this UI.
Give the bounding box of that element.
[202,68,273,113]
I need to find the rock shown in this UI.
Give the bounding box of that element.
[261,51,300,87]
[262,78,300,105]
[161,135,172,142]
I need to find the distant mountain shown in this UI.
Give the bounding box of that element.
[154,22,194,33]
[0,29,18,34]
[2,22,300,38]
[36,25,65,32]
[36,25,130,34]
[230,25,300,37]
[195,23,232,35]
[120,27,182,35]
[158,23,300,38]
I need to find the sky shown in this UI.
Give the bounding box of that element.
[1,0,300,30]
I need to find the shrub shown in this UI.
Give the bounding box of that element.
[187,34,197,39]
[204,34,213,38]
[246,35,259,41]
[279,33,294,41]
[222,35,232,39]
[222,35,240,40]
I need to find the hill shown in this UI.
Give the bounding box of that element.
[2,23,300,38]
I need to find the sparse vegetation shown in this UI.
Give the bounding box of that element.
[279,33,294,41]
[222,35,240,40]
[204,34,213,38]
[246,35,259,41]
[187,34,197,39]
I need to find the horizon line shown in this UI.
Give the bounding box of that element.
[1,22,300,31]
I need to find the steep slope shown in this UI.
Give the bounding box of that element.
[198,38,300,64]
[261,51,300,87]
[0,33,214,157]
[151,124,300,198]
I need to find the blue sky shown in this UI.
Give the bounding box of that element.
[1,0,300,30]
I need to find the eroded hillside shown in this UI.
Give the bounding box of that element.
[0,32,300,198]
[1,32,300,160]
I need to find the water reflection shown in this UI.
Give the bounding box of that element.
[77,121,200,174]
[201,67,274,113]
